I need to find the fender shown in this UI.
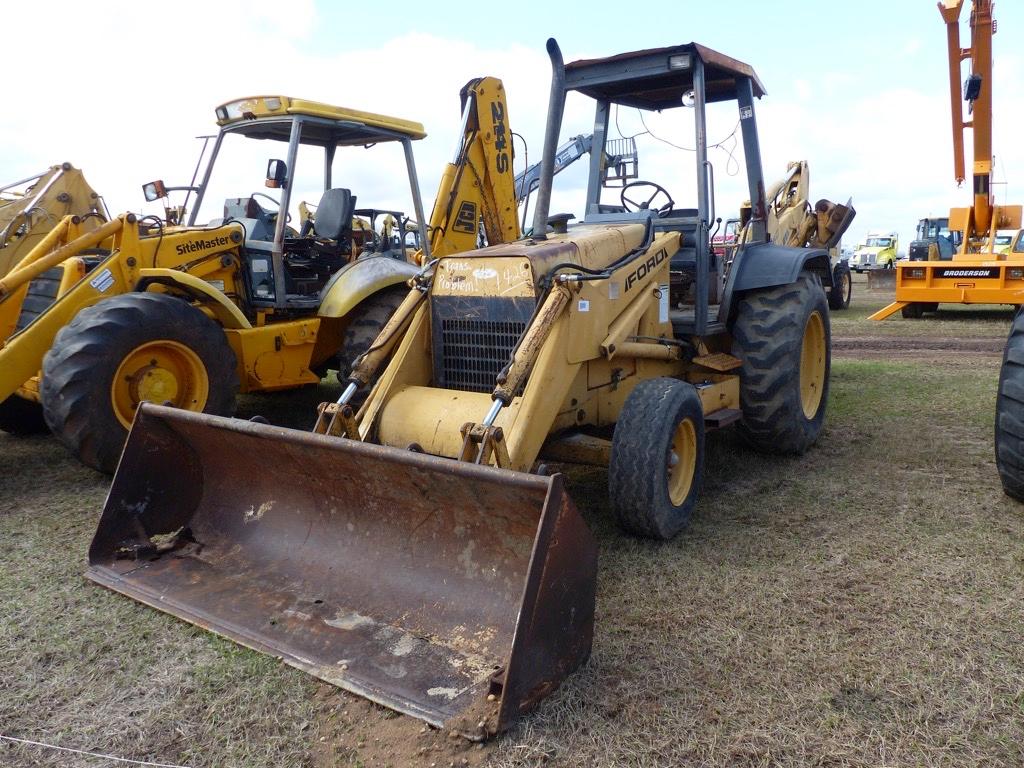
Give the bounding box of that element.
[318,256,419,319]
[722,242,833,321]
[136,268,251,329]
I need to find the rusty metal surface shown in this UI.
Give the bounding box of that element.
[564,43,767,103]
[87,404,597,738]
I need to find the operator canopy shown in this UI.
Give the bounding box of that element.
[214,95,427,146]
[564,43,767,108]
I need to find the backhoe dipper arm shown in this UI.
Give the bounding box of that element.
[424,77,520,257]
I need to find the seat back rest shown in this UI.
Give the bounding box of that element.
[314,188,356,241]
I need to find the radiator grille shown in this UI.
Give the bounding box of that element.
[440,318,526,393]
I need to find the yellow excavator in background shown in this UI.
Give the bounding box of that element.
[0,78,519,471]
[736,160,855,310]
[0,163,108,277]
[90,39,835,739]
[871,0,1022,320]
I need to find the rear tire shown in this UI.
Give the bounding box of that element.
[731,271,830,454]
[609,378,705,540]
[0,396,48,435]
[901,303,924,319]
[995,312,1024,500]
[335,286,407,383]
[41,292,238,473]
[828,262,852,310]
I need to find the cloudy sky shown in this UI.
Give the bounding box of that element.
[2,0,1021,253]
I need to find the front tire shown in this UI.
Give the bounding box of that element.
[731,271,830,454]
[40,292,238,473]
[609,378,705,540]
[995,312,1024,500]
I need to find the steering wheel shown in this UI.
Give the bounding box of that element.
[250,192,292,224]
[621,181,675,217]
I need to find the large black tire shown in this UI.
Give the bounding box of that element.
[828,262,852,310]
[335,286,408,383]
[731,271,830,454]
[901,303,925,319]
[995,311,1024,500]
[609,378,705,540]
[40,292,238,473]
[0,396,48,435]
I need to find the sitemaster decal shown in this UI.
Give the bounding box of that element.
[175,235,231,256]
[625,248,669,291]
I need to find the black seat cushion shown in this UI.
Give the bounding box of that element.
[314,188,356,241]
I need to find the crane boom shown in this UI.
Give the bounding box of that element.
[868,0,1021,320]
[939,0,1009,245]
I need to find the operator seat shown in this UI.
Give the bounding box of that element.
[314,187,356,244]
[281,188,357,300]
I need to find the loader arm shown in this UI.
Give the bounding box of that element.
[357,225,683,473]
[0,218,138,403]
[0,214,249,404]
[0,257,132,403]
[0,164,108,278]
[424,77,521,257]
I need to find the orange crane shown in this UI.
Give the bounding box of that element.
[871,0,1022,320]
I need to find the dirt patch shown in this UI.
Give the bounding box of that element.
[833,334,1005,360]
[311,686,494,768]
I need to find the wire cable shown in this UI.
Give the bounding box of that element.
[0,734,191,768]
[138,215,165,267]
[614,105,741,175]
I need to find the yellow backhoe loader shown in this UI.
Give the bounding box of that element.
[735,160,855,310]
[0,163,108,277]
[0,78,519,470]
[89,40,834,739]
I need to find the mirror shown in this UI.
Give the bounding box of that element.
[142,180,167,202]
[266,159,287,189]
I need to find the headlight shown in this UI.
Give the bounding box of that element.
[1009,268,1024,280]
[905,268,925,279]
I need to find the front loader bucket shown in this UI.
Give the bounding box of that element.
[87,404,597,738]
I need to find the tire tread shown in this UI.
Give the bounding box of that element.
[40,292,238,473]
[730,272,830,454]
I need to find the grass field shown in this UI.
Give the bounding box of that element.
[2,277,1023,767]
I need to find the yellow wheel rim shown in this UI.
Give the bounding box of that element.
[667,417,698,506]
[799,310,827,419]
[111,340,208,429]
[842,272,851,300]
